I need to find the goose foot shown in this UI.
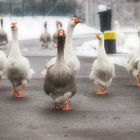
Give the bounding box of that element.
[134,75,140,88]
[63,98,72,111]
[12,91,25,98]
[96,84,108,95]
[136,82,140,88]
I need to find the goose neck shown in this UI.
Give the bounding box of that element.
[9,30,21,58]
[56,38,65,62]
[98,39,107,57]
[9,41,21,58]
[66,25,74,43]
[0,19,3,28]
[12,30,18,41]
[44,22,47,32]
[138,35,140,53]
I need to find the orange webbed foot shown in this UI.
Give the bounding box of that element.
[63,98,72,111]
[12,91,25,98]
[96,84,108,95]
[136,82,140,88]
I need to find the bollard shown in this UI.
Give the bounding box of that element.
[98,9,112,32]
[104,31,116,54]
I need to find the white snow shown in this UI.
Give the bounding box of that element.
[2,16,98,41]
[98,4,108,12]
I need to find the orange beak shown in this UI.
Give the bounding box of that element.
[59,29,65,36]
[74,18,81,24]
[96,33,100,39]
[11,22,16,28]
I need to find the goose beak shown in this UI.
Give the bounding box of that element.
[74,18,81,24]
[96,33,100,39]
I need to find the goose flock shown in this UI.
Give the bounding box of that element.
[0,17,139,111]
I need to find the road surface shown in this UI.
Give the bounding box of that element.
[0,52,140,140]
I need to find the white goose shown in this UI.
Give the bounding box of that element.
[4,22,34,98]
[52,20,63,47]
[40,21,51,48]
[127,27,140,87]
[0,18,8,48]
[44,29,77,110]
[113,20,126,47]
[89,32,115,95]
[41,17,80,75]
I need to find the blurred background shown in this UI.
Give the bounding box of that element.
[0,0,140,57]
[0,0,140,27]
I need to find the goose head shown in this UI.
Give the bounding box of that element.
[11,21,18,41]
[70,17,81,27]
[44,21,47,29]
[137,27,140,37]
[57,29,66,46]
[11,21,17,32]
[113,20,120,29]
[96,32,104,40]
[96,32,104,48]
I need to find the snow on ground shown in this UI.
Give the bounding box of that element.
[2,16,98,41]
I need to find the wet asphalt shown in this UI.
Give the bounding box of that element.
[0,53,140,140]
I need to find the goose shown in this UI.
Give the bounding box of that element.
[0,18,8,49]
[40,21,51,48]
[0,50,7,87]
[4,22,34,98]
[113,20,126,47]
[52,20,63,47]
[89,32,115,95]
[41,17,80,75]
[44,29,77,110]
[127,27,140,87]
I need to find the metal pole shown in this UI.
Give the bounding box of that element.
[42,0,45,16]
[22,0,25,17]
[10,0,12,18]
[31,0,33,16]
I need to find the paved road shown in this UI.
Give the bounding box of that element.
[0,55,140,140]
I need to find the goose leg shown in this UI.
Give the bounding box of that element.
[0,76,2,89]
[63,98,72,111]
[54,103,63,110]
[96,84,108,95]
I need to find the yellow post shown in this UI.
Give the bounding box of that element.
[104,31,116,54]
